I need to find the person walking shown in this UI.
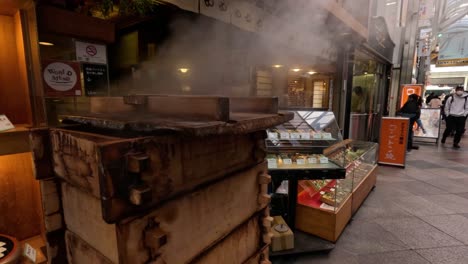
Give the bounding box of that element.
[426,92,436,105]
[428,96,442,108]
[441,86,468,148]
[415,96,427,134]
[398,94,420,152]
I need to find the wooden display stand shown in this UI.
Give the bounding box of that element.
[295,165,378,242]
[31,96,291,264]
[296,195,352,242]
[351,166,377,214]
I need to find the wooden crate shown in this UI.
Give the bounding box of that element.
[60,162,269,263]
[48,128,265,223]
[30,96,292,264]
[65,211,271,264]
[351,165,377,215]
[295,195,352,242]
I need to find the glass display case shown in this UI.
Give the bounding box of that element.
[266,111,343,153]
[267,111,379,245]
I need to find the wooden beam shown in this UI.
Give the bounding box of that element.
[37,5,115,43]
[316,0,368,40]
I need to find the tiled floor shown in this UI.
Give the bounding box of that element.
[273,136,468,264]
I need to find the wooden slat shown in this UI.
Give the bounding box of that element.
[65,231,113,264]
[90,96,231,122]
[0,125,30,155]
[61,183,119,263]
[0,152,42,240]
[191,213,262,264]
[230,97,278,114]
[147,96,230,121]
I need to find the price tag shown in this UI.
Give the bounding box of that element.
[308,157,317,164]
[23,243,37,262]
[267,158,278,169]
[322,132,332,139]
[280,132,290,139]
[319,157,329,164]
[283,158,292,165]
[290,132,301,139]
[300,133,310,140]
[267,132,278,140]
[296,158,306,165]
[0,114,14,132]
[313,133,322,139]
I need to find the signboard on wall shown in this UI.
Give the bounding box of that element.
[378,117,409,167]
[438,32,468,66]
[75,41,107,64]
[83,63,108,96]
[42,60,82,97]
[400,84,423,107]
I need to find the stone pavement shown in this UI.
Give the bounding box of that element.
[273,137,468,264]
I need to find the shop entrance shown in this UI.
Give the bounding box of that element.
[349,50,390,141]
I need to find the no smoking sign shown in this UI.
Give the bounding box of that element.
[76,41,107,64]
[86,45,98,56]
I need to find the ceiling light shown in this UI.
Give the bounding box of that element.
[386,2,396,5]
[179,68,189,73]
[308,71,316,75]
[272,64,283,68]
[292,68,301,72]
[39,42,54,46]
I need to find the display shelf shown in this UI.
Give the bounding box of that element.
[0,124,31,156]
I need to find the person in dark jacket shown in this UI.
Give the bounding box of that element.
[398,94,421,152]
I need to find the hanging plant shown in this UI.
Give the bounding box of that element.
[71,0,165,18]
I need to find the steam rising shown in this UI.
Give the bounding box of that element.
[111,1,347,97]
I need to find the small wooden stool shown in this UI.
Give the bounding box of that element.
[0,234,20,264]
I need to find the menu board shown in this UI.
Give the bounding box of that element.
[378,117,409,167]
[83,63,108,96]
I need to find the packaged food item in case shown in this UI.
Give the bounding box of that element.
[280,154,292,165]
[279,130,290,139]
[299,130,311,140]
[312,132,322,139]
[268,130,279,140]
[290,130,301,139]
[307,154,318,164]
[266,154,278,168]
[320,192,336,206]
[295,154,307,165]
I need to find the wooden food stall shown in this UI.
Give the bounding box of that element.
[31,95,292,264]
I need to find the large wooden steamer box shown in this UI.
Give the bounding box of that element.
[49,128,265,223]
[31,95,292,264]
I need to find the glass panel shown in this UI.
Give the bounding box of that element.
[266,111,343,151]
